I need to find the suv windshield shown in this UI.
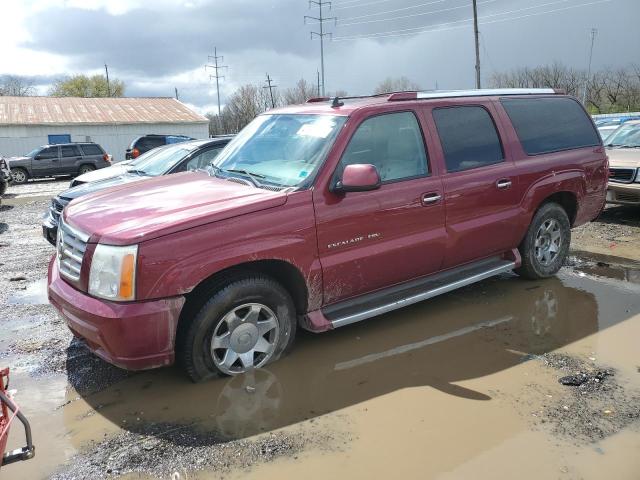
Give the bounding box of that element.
[605,123,640,147]
[26,147,41,157]
[212,114,346,188]
[128,143,197,176]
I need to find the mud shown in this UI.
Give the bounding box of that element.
[1,181,640,479]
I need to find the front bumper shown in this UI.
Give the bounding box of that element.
[47,257,185,371]
[42,213,58,246]
[607,182,640,206]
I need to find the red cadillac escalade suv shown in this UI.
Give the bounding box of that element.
[48,89,607,381]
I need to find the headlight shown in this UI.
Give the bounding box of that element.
[89,244,138,301]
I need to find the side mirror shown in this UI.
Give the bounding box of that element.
[335,163,381,193]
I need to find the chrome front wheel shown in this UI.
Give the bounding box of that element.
[211,303,280,375]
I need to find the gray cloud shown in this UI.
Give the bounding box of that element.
[20,0,640,111]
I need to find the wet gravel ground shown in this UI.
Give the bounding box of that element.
[537,353,640,444]
[51,423,346,480]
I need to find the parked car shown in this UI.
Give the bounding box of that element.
[48,88,606,381]
[125,134,195,160]
[595,115,640,139]
[0,156,10,195]
[605,120,640,205]
[42,137,232,245]
[8,143,111,184]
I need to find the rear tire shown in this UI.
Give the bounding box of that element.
[78,164,95,176]
[516,202,571,280]
[11,168,28,184]
[177,275,297,383]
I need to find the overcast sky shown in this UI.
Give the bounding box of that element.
[2,0,639,113]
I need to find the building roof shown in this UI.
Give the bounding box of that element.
[0,96,208,126]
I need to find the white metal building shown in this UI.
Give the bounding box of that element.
[0,96,209,161]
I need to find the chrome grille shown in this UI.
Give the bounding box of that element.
[57,220,89,282]
[609,167,637,184]
[50,197,69,223]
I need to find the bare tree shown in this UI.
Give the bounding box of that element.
[373,76,421,95]
[0,75,36,96]
[282,79,317,105]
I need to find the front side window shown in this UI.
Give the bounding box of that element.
[181,146,225,172]
[501,97,600,155]
[340,111,428,182]
[130,143,196,176]
[213,114,347,188]
[604,123,640,147]
[37,147,59,159]
[433,106,504,172]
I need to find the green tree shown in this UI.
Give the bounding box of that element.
[49,74,125,97]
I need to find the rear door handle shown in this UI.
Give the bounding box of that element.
[496,178,512,190]
[421,193,442,205]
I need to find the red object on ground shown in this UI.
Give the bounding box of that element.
[0,368,35,468]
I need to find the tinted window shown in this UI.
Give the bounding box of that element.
[433,106,503,172]
[501,97,600,155]
[136,136,165,152]
[340,112,428,182]
[61,145,81,157]
[80,144,104,156]
[37,147,58,159]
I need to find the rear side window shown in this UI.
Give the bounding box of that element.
[61,145,81,157]
[80,144,103,156]
[340,111,428,182]
[433,106,504,172]
[501,97,600,155]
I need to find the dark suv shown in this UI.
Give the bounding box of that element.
[8,143,111,184]
[125,135,194,160]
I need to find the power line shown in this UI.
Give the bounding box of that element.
[263,73,277,109]
[205,46,228,116]
[339,0,450,23]
[337,0,497,28]
[333,0,400,10]
[332,0,610,41]
[305,1,337,96]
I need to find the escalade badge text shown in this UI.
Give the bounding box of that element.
[327,232,381,249]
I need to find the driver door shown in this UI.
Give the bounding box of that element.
[313,110,446,305]
[32,146,59,176]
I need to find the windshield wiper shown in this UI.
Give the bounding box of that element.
[224,168,266,187]
[618,145,640,149]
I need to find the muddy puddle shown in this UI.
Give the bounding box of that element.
[4,259,640,479]
[7,278,49,305]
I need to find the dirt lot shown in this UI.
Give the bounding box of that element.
[1,179,639,479]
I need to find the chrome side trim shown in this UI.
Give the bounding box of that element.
[416,88,555,99]
[330,262,515,329]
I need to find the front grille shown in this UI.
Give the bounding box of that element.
[609,167,637,183]
[50,197,69,222]
[616,191,640,203]
[57,220,89,282]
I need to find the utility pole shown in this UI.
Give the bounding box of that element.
[104,63,111,97]
[263,73,277,109]
[472,0,481,89]
[174,87,179,100]
[205,47,228,117]
[305,1,336,96]
[317,70,321,96]
[582,28,598,105]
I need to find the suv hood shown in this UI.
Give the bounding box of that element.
[607,148,640,168]
[7,156,30,164]
[64,172,288,245]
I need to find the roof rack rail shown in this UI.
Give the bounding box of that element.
[387,88,558,102]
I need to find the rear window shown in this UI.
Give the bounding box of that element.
[500,97,600,155]
[136,136,165,152]
[79,144,103,156]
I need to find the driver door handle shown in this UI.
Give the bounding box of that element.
[496,178,512,190]
[421,193,442,205]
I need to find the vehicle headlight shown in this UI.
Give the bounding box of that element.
[89,244,138,301]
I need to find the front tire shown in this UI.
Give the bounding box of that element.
[516,202,571,280]
[11,168,28,184]
[177,275,297,382]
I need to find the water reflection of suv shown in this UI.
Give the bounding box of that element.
[48,89,607,381]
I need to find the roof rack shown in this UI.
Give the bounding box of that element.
[388,88,559,101]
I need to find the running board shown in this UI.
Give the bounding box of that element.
[324,256,516,329]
